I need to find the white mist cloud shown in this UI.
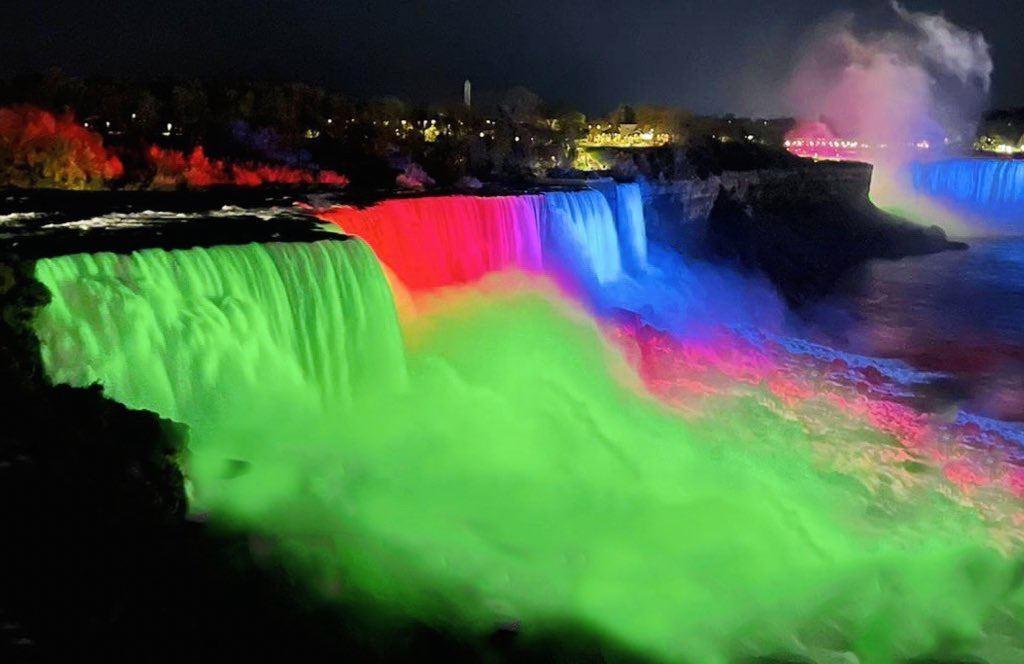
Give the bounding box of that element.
[785,3,993,146]
[891,1,993,91]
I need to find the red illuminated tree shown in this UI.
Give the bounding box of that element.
[0,105,123,189]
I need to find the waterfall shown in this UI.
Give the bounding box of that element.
[910,158,1024,228]
[320,188,641,290]
[34,239,407,428]
[318,188,782,338]
[317,187,782,333]
[27,198,1022,663]
[319,195,545,290]
[584,179,648,274]
[613,183,648,274]
[540,189,624,284]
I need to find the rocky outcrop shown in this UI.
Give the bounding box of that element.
[640,161,965,305]
[641,162,871,248]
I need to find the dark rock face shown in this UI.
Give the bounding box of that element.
[704,164,965,306]
[642,162,966,306]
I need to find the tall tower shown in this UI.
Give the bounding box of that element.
[463,80,472,109]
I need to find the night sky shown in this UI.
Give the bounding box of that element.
[2,0,1020,116]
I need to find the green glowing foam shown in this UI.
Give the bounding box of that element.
[34,243,1024,662]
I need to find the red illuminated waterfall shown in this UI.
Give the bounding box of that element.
[318,196,545,290]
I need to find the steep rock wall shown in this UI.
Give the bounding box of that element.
[640,161,962,305]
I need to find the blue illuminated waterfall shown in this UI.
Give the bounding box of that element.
[541,189,624,284]
[613,183,649,274]
[910,159,1024,229]
[323,182,783,334]
[535,184,783,333]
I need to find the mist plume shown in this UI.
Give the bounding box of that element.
[786,2,992,148]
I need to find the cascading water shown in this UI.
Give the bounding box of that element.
[34,239,407,429]
[612,182,648,274]
[319,195,545,290]
[318,186,787,334]
[910,158,1024,230]
[29,195,1024,662]
[541,189,624,284]
[320,188,631,291]
[573,179,647,275]
[30,231,1024,662]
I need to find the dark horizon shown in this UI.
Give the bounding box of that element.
[3,0,1021,117]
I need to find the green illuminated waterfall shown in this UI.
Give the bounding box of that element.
[34,239,407,462]
[30,238,1024,663]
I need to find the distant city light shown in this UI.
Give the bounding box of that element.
[577,122,674,149]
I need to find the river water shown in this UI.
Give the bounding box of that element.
[827,236,1024,423]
